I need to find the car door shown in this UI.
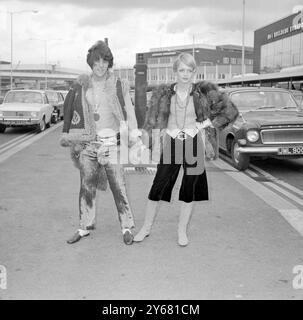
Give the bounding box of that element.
[42,93,53,123]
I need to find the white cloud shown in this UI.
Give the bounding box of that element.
[0,0,302,70]
[292,5,303,13]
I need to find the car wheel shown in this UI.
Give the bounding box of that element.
[231,140,250,171]
[51,112,58,124]
[37,118,46,133]
[0,124,6,133]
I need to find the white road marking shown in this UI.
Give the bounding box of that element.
[0,131,34,150]
[124,167,136,172]
[246,168,259,178]
[0,122,62,164]
[264,182,303,207]
[0,132,36,154]
[213,159,303,237]
[220,153,303,197]
[124,166,157,174]
[274,180,303,197]
[279,209,303,236]
[250,163,303,197]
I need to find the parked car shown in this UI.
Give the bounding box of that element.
[219,87,303,170]
[45,90,65,122]
[0,89,53,133]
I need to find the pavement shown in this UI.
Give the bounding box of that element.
[1,125,303,300]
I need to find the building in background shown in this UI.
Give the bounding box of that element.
[254,10,303,74]
[113,68,135,85]
[135,43,254,87]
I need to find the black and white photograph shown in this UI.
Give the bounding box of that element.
[1,0,303,304]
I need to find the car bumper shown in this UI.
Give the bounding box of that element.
[238,147,281,153]
[0,118,40,126]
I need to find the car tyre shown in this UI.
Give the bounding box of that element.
[57,111,61,122]
[46,117,51,128]
[0,124,6,133]
[37,117,46,133]
[231,140,250,171]
[51,112,58,124]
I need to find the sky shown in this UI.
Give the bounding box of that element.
[0,0,303,72]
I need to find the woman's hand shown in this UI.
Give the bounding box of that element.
[129,138,148,165]
[197,118,214,130]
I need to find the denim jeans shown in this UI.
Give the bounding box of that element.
[78,142,134,231]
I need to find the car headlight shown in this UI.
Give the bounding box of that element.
[247,130,260,143]
[31,111,38,118]
[0,111,3,117]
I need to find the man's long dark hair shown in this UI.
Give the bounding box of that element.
[86,40,114,69]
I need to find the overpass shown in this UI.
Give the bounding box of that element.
[0,64,136,95]
[0,70,79,94]
[0,63,84,94]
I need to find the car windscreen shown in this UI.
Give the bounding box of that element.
[46,91,58,103]
[230,91,298,112]
[4,91,43,104]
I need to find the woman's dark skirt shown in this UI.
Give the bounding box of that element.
[148,132,209,203]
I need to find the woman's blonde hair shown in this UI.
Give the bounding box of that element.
[172,52,197,72]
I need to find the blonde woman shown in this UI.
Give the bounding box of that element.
[134,53,238,246]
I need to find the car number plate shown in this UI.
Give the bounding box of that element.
[280,147,303,155]
[4,120,25,125]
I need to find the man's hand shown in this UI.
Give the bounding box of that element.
[59,133,71,147]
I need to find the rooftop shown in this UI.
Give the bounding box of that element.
[150,43,216,52]
[0,64,84,75]
[149,43,254,53]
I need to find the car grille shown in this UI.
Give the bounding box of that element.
[261,128,303,144]
[2,111,32,117]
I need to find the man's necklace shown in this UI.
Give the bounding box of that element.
[92,80,106,121]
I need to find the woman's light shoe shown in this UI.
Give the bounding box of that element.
[133,228,150,242]
[178,231,189,247]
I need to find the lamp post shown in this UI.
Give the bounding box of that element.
[6,10,38,90]
[192,34,195,59]
[29,38,62,89]
[191,33,208,59]
[241,0,246,78]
